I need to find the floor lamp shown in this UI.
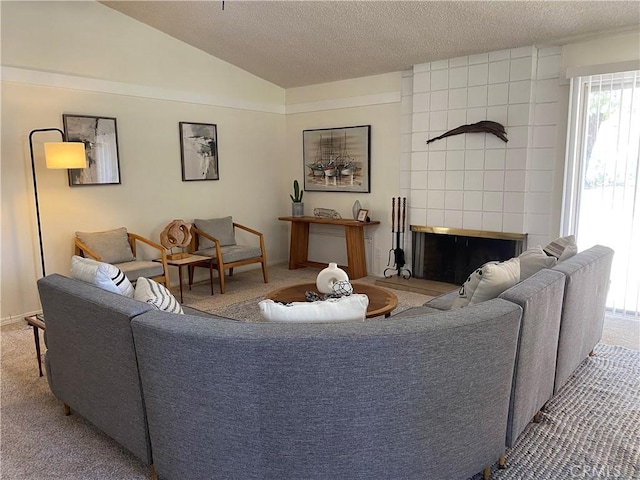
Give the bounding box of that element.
[28,128,86,278]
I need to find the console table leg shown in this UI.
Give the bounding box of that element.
[345,225,367,279]
[289,222,309,269]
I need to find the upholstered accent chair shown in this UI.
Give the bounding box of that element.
[74,227,169,288]
[189,216,268,293]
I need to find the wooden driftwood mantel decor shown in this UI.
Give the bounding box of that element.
[426,121,508,144]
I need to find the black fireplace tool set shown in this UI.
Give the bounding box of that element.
[384,196,412,279]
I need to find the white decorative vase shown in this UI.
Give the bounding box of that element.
[316,262,349,294]
[352,200,362,219]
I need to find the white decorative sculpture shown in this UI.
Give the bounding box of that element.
[316,262,349,294]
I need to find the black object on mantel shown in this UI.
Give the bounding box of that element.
[426,121,508,145]
[384,197,412,279]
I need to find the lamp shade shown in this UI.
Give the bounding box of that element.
[43,142,86,169]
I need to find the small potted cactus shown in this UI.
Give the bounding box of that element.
[290,179,304,217]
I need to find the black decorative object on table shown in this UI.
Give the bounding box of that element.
[384,197,412,279]
[426,120,507,145]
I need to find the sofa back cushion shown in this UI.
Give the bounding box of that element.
[76,227,135,264]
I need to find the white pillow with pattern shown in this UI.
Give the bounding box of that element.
[134,277,183,314]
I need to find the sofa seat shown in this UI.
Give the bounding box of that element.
[195,244,262,264]
[116,260,164,282]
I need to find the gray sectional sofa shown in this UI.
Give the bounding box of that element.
[36,244,613,480]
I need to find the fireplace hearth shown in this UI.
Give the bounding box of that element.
[411,226,527,285]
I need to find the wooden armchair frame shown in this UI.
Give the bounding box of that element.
[74,232,170,287]
[189,223,268,294]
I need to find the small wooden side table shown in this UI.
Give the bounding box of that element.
[156,254,215,303]
[24,314,46,377]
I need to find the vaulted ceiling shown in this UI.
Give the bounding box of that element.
[102,1,640,88]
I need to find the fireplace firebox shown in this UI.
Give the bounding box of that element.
[411,226,527,285]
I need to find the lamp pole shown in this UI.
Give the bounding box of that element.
[28,128,66,278]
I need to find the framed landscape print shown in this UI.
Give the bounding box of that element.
[179,122,219,181]
[303,125,371,193]
[63,114,121,186]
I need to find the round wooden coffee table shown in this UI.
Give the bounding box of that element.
[265,283,398,318]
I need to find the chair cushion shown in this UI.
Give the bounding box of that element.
[258,294,369,323]
[196,245,262,264]
[76,227,135,264]
[134,277,183,314]
[194,217,236,249]
[116,261,165,281]
[70,255,134,297]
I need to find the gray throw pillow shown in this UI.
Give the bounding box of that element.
[75,227,135,264]
[194,216,236,249]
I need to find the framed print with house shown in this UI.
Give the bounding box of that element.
[303,125,371,193]
[179,122,219,181]
[63,114,121,186]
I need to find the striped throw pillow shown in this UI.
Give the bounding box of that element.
[134,277,183,314]
[71,255,134,297]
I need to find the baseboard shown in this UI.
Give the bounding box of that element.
[1,310,41,327]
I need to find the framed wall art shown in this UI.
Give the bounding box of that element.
[303,125,371,193]
[179,122,219,181]
[63,114,121,186]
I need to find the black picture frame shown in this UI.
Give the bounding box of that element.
[303,125,371,193]
[63,114,121,186]
[179,122,219,181]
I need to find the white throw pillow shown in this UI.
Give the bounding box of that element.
[543,235,578,261]
[519,246,557,280]
[452,257,521,309]
[70,255,134,297]
[134,277,183,314]
[258,294,369,323]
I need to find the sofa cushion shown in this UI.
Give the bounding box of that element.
[116,260,165,282]
[258,294,369,322]
[70,255,134,297]
[75,227,135,264]
[543,235,578,261]
[519,246,557,280]
[194,216,236,249]
[134,277,183,314]
[452,257,520,309]
[196,245,262,264]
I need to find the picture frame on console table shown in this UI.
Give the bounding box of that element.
[303,125,371,193]
[63,114,121,186]
[179,122,219,181]
[357,209,369,222]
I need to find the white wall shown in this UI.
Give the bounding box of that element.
[1,1,286,321]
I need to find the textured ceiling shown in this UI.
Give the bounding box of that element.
[101,1,640,89]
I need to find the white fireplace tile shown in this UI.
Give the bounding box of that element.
[510,46,534,58]
[450,67,468,88]
[445,190,464,210]
[465,150,485,170]
[413,71,431,93]
[467,107,487,123]
[450,56,469,68]
[411,151,428,170]
[530,148,556,170]
[509,57,534,82]
[430,59,449,71]
[486,133,508,150]
[413,92,430,112]
[428,171,446,190]
[465,133,485,150]
[489,50,510,62]
[463,211,483,229]
[537,54,561,80]
[467,85,488,107]
[430,90,448,111]
[535,78,560,103]
[428,151,446,170]
[448,88,467,109]
[503,192,525,213]
[412,133,429,152]
[465,171,484,190]
[482,212,503,231]
[506,149,527,170]
[446,134,466,150]
[484,171,505,191]
[507,104,531,126]
[444,210,463,228]
[410,208,427,226]
[401,98,413,116]
[507,125,529,148]
[528,171,554,192]
[431,69,449,90]
[427,190,445,209]
[446,171,465,190]
[447,109,468,129]
[488,60,509,84]
[508,81,533,104]
[411,189,427,208]
[402,114,412,133]
[464,191,483,211]
[527,213,551,235]
[401,133,412,153]
[483,192,504,211]
[527,233,551,249]
[488,84,509,106]
[400,152,411,170]
[504,170,526,191]
[487,105,508,125]
[446,150,465,170]
[526,192,552,214]
[430,111,448,131]
[414,62,430,73]
[402,75,414,95]
[533,125,557,148]
[534,102,559,126]
[427,209,445,226]
[468,63,489,86]
[538,46,561,57]
[411,171,428,189]
[412,112,430,132]
[400,171,411,190]
[469,53,489,65]
[427,135,447,151]
[485,149,506,170]
[503,213,525,233]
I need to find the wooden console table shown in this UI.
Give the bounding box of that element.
[278,216,379,279]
